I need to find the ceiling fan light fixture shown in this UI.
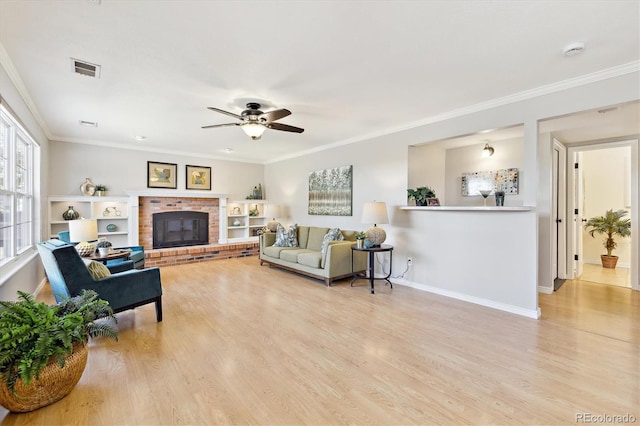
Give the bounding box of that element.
[242,122,266,140]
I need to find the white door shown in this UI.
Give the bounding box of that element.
[573,151,584,279]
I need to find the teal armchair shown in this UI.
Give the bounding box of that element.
[37,239,163,322]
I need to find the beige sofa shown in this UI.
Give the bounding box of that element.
[259,226,367,286]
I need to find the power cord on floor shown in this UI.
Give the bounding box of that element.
[374,253,410,279]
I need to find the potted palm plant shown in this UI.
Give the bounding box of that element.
[407,186,437,206]
[0,290,118,412]
[584,209,631,269]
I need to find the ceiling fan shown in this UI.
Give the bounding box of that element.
[202,102,304,140]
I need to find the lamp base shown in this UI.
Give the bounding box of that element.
[365,226,386,246]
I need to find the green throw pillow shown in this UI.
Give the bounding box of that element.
[82,259,112,280]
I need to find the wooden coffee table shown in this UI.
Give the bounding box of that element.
[87,249,131,265]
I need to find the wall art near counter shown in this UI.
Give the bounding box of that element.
[461,168,519,196]
[308,165,353,216]
[147,161,177,189]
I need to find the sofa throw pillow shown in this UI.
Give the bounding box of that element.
[321,228,344,256]
[273,223,298,247]
[82,258,112,280]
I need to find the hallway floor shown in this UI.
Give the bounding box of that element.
[579,263,630,287]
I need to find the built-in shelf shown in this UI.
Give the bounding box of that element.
[400,206,534,212]
[48,196,133,246]
[219,199,268,243]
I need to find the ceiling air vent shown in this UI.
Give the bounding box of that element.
[79,120,98,127]
[71,58,101,78]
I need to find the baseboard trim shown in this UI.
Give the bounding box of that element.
[391,278,540,319]
[538,285,554,294]
[584,259,631,268]
[33,277,48,298]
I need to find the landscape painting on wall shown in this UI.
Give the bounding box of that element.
[308,165,353,216]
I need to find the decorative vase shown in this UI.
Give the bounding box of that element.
[62,206,80,221]
[0,343,88,413]
[106,223,117,232]
[79,178,95,196]
[495,191,505,206]
[95,190,106,197]
[356,239,364,249]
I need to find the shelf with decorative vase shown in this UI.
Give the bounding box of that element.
[48,196,132,246]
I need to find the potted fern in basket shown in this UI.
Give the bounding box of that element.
[0,290,118,412]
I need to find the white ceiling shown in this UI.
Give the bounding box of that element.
[1,0,638,163]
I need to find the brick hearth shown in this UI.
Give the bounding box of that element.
[144,242,259,267]
[138,196,258,267]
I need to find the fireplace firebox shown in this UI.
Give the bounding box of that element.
[153,211,209,249]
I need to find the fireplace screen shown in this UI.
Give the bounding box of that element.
[153,211,209,249]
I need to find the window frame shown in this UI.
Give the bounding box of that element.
[0,104,37,268]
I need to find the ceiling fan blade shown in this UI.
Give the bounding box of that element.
[260,108,291,122]
[201,122,239,129]
[267,122,305,133]
[207,107,243,120]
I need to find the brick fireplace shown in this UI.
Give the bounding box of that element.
[136,196,258,267]
[139,197,219,249]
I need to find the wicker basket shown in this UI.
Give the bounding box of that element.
[0,343,88,413]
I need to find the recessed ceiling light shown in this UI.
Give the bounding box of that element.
[79,120,98,127]
[135,135,147,141]
[563,42,585,57]
[222,148,233,153]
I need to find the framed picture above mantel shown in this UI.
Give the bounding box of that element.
[147,161,177,189]
[186,165,211,190]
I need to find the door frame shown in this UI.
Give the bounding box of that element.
[566,138,638,290]
[552,139,567,282]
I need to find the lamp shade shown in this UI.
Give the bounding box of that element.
[266,204,282,220]
[361,202,389,225]
[68,219,98,243]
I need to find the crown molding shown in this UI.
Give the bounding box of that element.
[0,43,53,140]
[267,61,640,164]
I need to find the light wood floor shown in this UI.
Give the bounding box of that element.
[2,257,638,425]
[579,262,631,287]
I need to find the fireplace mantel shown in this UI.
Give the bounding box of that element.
[126,189,229,199]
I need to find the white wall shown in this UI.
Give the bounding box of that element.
[582,146,632,265]
[444,138,524,207]
[48,141,265,201]
[265,70,639,317]
[408,144,446,204]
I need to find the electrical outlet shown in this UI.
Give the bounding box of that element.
[407,257,413,266]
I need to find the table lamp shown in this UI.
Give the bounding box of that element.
[68,219,98,256]
[361,201,388,247]
[266,204,282,232]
